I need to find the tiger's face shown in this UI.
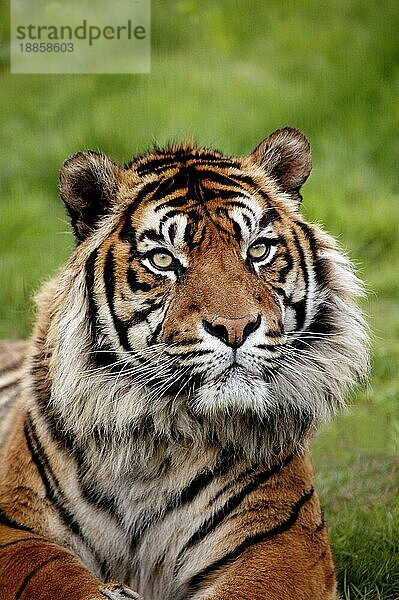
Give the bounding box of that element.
[59,128,367,428]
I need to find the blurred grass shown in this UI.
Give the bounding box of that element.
[1,1,398,598]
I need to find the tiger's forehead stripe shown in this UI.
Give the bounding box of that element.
[132,148,242,177]
[130,160,269,213]
[120,158,277,251]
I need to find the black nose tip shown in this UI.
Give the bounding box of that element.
[202,314,261,348]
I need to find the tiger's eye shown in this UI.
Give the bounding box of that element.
[248,242,270,261]
[150,251,174,270]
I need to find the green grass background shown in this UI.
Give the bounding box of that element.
[1,1,398,597]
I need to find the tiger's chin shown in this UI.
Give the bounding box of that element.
[190,365,274,418]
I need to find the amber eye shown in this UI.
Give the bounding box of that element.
[149,250,175,270]
[248,241,271,262]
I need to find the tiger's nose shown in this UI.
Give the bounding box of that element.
[202,314,261,348]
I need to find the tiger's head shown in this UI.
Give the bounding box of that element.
[40,128,368,458]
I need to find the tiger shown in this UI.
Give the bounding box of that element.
[0,127,369,600]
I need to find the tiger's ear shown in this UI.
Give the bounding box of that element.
[59,151,122,241]
[249,127,311,204]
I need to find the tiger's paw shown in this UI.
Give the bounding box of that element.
[99,582,141,599]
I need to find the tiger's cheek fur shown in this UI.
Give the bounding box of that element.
[92,233,172,352]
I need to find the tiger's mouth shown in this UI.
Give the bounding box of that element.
[158,358,275,407]
[212,362,272,384]
[188,362,275,416]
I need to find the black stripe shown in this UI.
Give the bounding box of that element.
[295,224,332,338]
[151,176,182,201]
[188,487,315,591]
[24,417,112,579]
[0,537,41,550]
[231,219,242,243]
[167,349,212,358]
[0,507,33,533]
[194,158,239,169]
[104,246,132,351]
[138,228,164,243]
[242,213,253,231]
[256,344,282,352]
[29,350,78,452]
[86,249,110,358]
[299,303,335,340]
[134,160,270,205]
[129,300,163,327]
[259,207,280,228]
[173,446,237,509]
[258,236,282,247]
[222,200,256,216]
[24,418,81,537]
[193,224,207,249]
[185,208,203,225]
[25,418,88,539]
[294,221,335,340]
[198,168,255,187]
[135,156,179,175]
[315,517,326,533]
[136,164,176,177]
[187,166,204,204]
[200,187,247,202]
[130,446,236,552]
[198,168,250,190]
[189,153,230,163]
[264,329,284,338]
[85,249,99,330]
[127,268,153,293]
[135,155,240,177]
[290,299,307,332]
[167,221,177,244]
[120,206,137,241]
[169,338,202,347]
[291,227,309,331]
[120,180,162,239]
[16,555,66,600]
[183,221,193,247]
[206,198,255,219]
[24,418,56,502]
[295,221,318,260]
[177,453,295,563]
[154,194,190,213]
[211,207,234,235]
[277,246,294,283]
[86,251,119,368]
[76,471,121,517]
[62,441,123,529]
[147,322,163,345]
[198,169,272,203]
[29,347,106,457]
[238,212,253,232]
[184,221,201,250]
[158,208,187,228]
[208,452,294,509]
